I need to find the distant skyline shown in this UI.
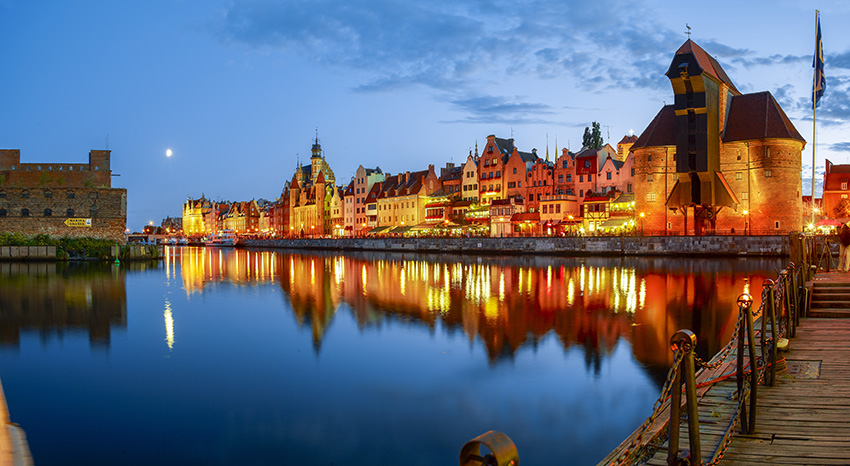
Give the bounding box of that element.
[2,0,849,229]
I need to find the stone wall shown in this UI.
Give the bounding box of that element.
[0,187,127,242]
[242,235,790,257]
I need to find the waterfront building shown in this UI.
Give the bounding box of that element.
[504,147,537,202]
[342,181,355,235]
[489,198,525,237]
[574,148,599,200]
[439,163,462,200]
[288,138,338,237]
[329,186,344,237]
[821,160,850,218]
[461,153,480,202]
[617,135,638,161]
[374,167,440,233]
[353,165,384,235]
[598,152,635,195]
[183,195,212,237]
[0,149,127,242]
[222,200,260,234]
[554,148,576,197]
[478,135,540,206]
[526,156,554,212]
[364,182,381,230]
[539,194,579,233]
[631,39,804,235]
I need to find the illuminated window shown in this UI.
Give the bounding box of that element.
[843,182,848,190]
[647,193,657,202]
[775,221,780,229]
[736,172,742,180]
[765,170,772,178]
[742,192,749,200]
[647,174,654,182]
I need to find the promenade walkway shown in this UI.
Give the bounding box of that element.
[598,270,850,466]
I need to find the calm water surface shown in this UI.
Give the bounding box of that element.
[0,247,782,466]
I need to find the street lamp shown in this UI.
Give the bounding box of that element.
[639,212,645,236]
[743,210,749,235]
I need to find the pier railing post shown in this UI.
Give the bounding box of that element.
[668,330,701,466]
[736,294,757,434]
[763,280,777,386]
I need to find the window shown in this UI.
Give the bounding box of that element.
[0,209,5,217]
[607,172,612,180]
[775,221,780,229]
[567,189,573,195]
[67,191,75,199]
[588,174,593,182]
[543,205,548,213]
[558,175,564,182]
[496,171,501,178]
[43,209,52,217]
[562,161,568,169]
[44,190,52,198]
[765,170,772,178]
[21,208,29,217]
[513,168,517,174]
[530,194,534,201]
[584,160,590,168]
[736,172,742,181]
[843,182,848,190]
[765,147,771,158]
[556,204,561,214]
[742,192,749,200]
[566,175,572,182]
[667,222,672,230]
[631,168,635,176]
[579,175,584,182]
[21,190,29,199]
[517,182,521,187]
[647,174,654,182]
[647,193,657,202]
[648,155,653,161]
[66,208,74,217]
[579,190,584,197]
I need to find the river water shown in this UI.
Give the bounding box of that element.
[0,247,783,466]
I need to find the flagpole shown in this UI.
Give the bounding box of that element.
[812,9,819,226]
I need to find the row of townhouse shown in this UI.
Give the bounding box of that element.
[182,196,272,237]
[181,133,640,238]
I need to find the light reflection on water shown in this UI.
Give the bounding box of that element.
[0,248,782,466]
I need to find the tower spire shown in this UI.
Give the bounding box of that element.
[475,140,479,157]
[545,133,550,162]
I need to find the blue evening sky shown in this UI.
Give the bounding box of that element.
[1,0,847,229]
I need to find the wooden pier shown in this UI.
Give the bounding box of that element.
[596,268,850,466]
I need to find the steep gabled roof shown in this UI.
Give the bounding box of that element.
[494,137,516,156]
[618,135,638,145]
[722,91,805,143]
[630,105,676,150]
[671,39,739,94]
[343,180,354,196]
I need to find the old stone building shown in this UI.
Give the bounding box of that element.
[631,39,804,235]
[0,149,127,242]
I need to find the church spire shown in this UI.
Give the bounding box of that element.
[545,133,550,162]
[474,140,479,157]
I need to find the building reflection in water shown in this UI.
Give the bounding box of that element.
[175,247,778,371]
[0,262,130,348]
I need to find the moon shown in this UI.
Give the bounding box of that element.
[166,149,173,157]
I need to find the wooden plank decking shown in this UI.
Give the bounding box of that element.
[598,271,850,466]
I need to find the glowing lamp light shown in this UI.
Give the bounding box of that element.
[166,149,173,157]
[743,210,749,215]
[640,212,645,218]
[809,223,815,229]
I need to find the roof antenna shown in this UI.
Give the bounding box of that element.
[685,23,691,38]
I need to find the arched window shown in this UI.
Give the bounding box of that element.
[66,208,74,217]
[43,209,52,217]
[66,191,75,199]
[21,208,29,217]
[0,208,6,217]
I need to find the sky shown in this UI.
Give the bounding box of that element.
[2,0,849,230]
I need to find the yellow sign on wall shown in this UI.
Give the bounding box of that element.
[64,218,92,227]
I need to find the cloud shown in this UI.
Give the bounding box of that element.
[216,0,826,123]
[830,142,850,152]
[443,94,558,124]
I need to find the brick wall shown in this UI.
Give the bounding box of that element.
[0,187,127,242]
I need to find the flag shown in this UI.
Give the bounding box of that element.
[813,15,826,108]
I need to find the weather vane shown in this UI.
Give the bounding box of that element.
[686,23,691,38]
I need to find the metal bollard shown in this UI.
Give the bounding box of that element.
[460,431,518,466]
[668,330,701,466]
[736,294,757,434]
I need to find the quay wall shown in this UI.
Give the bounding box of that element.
[242,235,791,257]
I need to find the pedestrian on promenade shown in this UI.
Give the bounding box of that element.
[839,222,850,272]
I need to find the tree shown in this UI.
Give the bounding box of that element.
[582,121,603,149]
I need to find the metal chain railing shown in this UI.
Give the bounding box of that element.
[608,349,686,466]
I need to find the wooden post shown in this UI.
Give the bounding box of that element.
[669,330,701,466]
